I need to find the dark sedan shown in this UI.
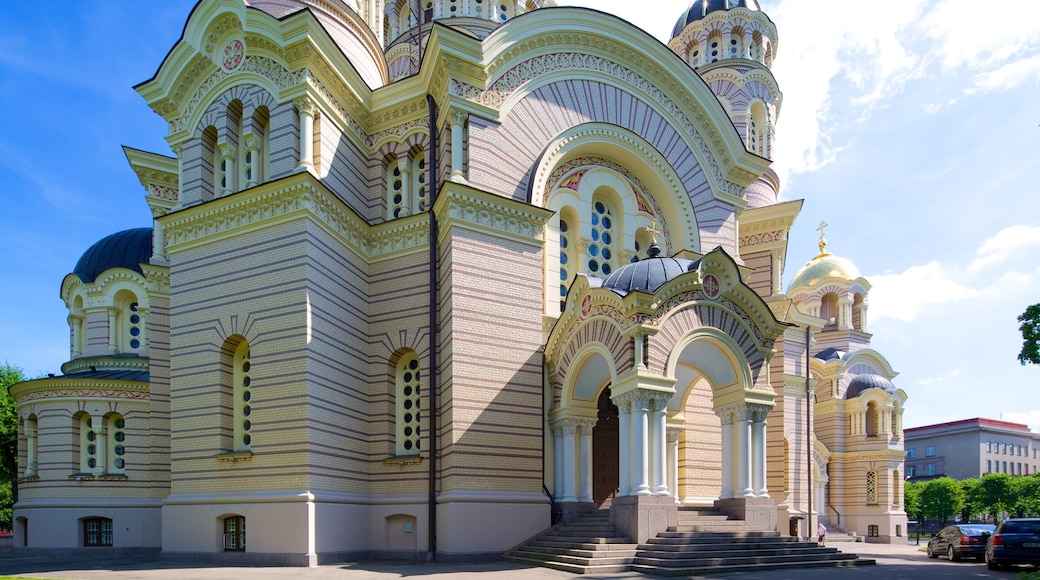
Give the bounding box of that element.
[927,524,995,561]
[986,518,1040,570]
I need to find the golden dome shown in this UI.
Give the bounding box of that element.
[788,251,861,291]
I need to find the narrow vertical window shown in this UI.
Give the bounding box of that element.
[588,199,616,276]
[108,414,126,474]
[412,153,427,213]
[234,341,252,452]
[387,158,405,219]
[866,470,877,504]
[396,352,422,455]
[81,415,96,472]
[559,215,574,311]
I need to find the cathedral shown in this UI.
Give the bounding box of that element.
[9,0,908,565]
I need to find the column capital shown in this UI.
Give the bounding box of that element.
[451,110,468,125]
[294,97,318,115]
[666,426,683,443]
[550,416,593,435]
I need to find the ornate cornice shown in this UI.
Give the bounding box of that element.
[11,378,149,408]
[433,182,553,247]
[143,264,171,296]
[160,173,428,263]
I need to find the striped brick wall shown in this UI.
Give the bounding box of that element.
[437,226,544,493]
[146,292,172,492]
[680,376,722,500]
[467,79,738,253]
[741,249,773,298]
[650,304,766,387]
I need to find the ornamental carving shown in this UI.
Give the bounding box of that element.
[222,39,244,72]
[450,52,744,198]
[17,388,149,404]
[147,183,178,202]
[739,230,783,248]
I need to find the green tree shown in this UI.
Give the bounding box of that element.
[1012,473,1040,517]
[920,477,964,527]
[959,477,982,521]
[978,472,1014,523]
[0,362,25,532]
[904,481,923,521]
[1018,304,1040,365]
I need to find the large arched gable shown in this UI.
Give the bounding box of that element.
[551,315,631,409]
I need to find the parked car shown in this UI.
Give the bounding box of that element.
[927,524,995,561]
[986,518,1040,570]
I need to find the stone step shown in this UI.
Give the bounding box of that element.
[509,550,636,567]
[634,551,861,568]
[517,545,639,558]
[536,535,631,544]
[629,557,876,577]
[502,555,632,575]
[635,546,848,560]
[527,540,638,551]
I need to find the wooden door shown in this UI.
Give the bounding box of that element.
[592,389,619,507]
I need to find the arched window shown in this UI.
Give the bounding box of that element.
[820,292,839,329]
[25,414,38,477]
[107,413,126,474]
[83,517,113,546]
[708,33,722,63]
[687,40,701,67]
[558,207,578,311]
[79,413,96,472]
[751,31,763,62]
[396,352,422,455]
[113,291,143,354]
[399,1,411,31]
[233,340,252,452]
[865,401,878,437]
[729,29,744,59]
[223,515,246,551]
[412,152,427,213]
[386,157,405,219]
[71,295,85,357]
[202,125,218,200]
[748,102,768,157]
[852,293,865,331]
[892,469,901,506]
[866,470,878,505]
[242,106,269,189]
[587,196,619,277]
[219,100,243,196]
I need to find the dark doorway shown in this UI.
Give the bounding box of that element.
[593,388,619,507]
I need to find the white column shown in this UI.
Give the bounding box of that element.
[107,307,118,353]
[552,422,564,500]
[737,406,754,497]
[295,98,316,173]
[450,111,466,182]
[561,420,578,502]
[719,410,734,499]
[751,406,769,497]
[667,426,682,504]
[632,394,651,495]
[92,416,106,476]
[578,419,594,503]
[616,397,631,497]
[651,395,669,495]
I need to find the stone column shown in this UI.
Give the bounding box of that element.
[561,419,578,502]
[552,421,564,500]
[616,396,631,497]
[667,426,682,504]
[751,405,770,497]
[294,98,317,173]
[218,143,234,196]
[450,111,466,182]
[651,395,669,496]
[736,405,754,497]
[92,416,106,476]
[107,307,118,353]
[718,408,734,499]
[631,393,651,495]
[771,249,783,295]
[578,419,596,503]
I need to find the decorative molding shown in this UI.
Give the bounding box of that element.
[434,183,553,247]
[216,452,253,463]
[451,51,747,200]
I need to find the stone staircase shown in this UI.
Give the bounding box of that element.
[503,508,875,576]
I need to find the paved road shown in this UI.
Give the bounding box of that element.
[1,541,1035,579]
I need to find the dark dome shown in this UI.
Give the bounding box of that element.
[600,244,701,297]
[814,348,847,362]
[845,374,896,399]
[672,0,761,38]
[73,228,153,283]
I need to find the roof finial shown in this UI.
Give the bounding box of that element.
[647,220,662,258]
[816,219,829,255]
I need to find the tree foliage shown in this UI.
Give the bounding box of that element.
[904,480,923,521]
[1018,303,1040,365]
[978,472,1015,522]
[0,362,23,483]
[920,477,964,527]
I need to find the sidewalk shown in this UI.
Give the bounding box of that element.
[2,540,1021,580]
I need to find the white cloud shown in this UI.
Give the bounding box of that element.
[964,54,1040,96]
[869,261,978,322]
[970,225,1040,271]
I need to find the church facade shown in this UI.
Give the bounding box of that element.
[9,0,908,564]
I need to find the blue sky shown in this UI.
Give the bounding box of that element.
[2,1,1039,431]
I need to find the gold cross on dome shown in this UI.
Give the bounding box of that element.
[647,220,661,243]
[817,220,829,253]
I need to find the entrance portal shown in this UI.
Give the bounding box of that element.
[592,389,619,507]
